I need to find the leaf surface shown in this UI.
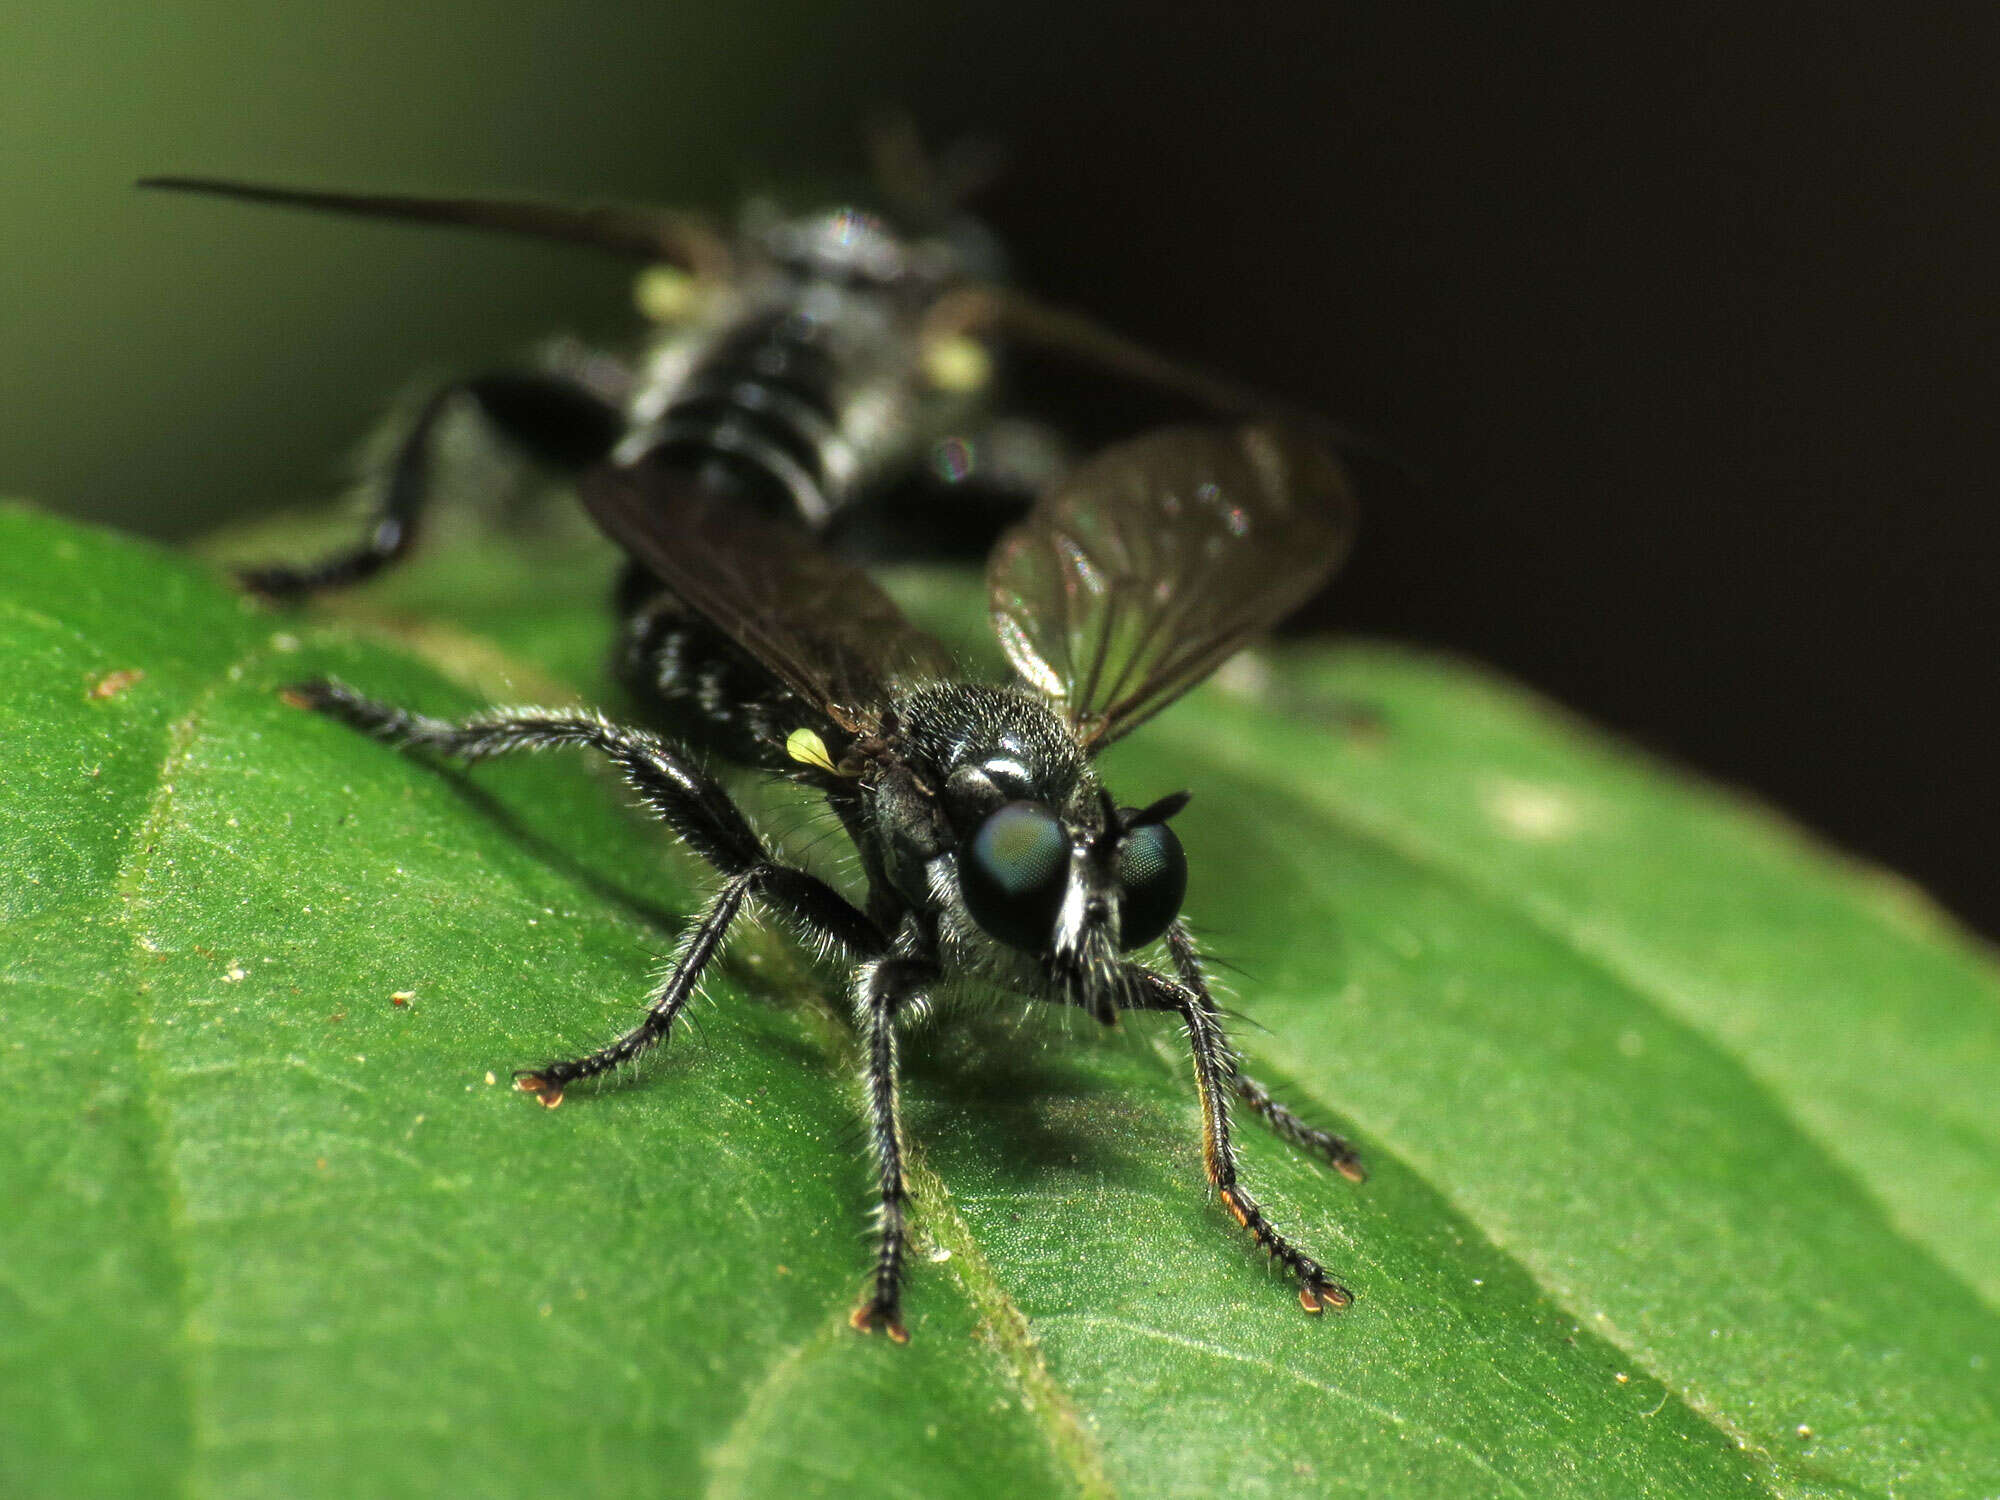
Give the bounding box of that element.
[4,503,1996,1499]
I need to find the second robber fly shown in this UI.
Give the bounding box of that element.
[140,129,1323,597]
[285,421,1367,1340]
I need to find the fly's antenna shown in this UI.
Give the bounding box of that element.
[137,175,735,281]
[863,110,1008,227]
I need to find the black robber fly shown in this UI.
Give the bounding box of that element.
[284,421,1365,1340]
[140,128,1335,596]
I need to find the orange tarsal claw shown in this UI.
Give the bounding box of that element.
[1300,1282,1354,1314]
[850,1303,910,1343]
[514,1073,564,1109]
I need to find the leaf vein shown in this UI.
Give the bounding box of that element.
[1060,1312,1538,1499]
[113,641,292,1495]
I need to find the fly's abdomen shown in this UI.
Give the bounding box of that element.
[615,584,809,772]
[643,310,855,527]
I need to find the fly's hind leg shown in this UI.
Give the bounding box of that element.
[241,372,624,599]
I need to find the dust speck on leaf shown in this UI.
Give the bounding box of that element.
[87,668,144,700]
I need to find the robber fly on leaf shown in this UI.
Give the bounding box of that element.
[140,125,1338,592]
[283,421,1366,1339]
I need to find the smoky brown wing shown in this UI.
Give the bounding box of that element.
[582,462,954,737]
[988,424,1356,747]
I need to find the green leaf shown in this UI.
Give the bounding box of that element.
[4,500,1997,1499]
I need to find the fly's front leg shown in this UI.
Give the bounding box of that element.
[242,372,624,599]
[285,680,889,1099]
[849,956,936,1344]
[1230,1073,1366,1184]
[514,872,750,1107]
[1166,923,1365,1182]
[1129,964,1353,1313]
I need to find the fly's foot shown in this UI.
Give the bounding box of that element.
[1324,1143,1367,1185]
[1289,1125,1367,1183]
[850,1299,910,1344]
[1219,1183,1354,1315]
[513,1070,565,1109]
[1298,1268,1354,1314]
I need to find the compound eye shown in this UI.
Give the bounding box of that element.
[1115,820,1187,950]
[960,801,1070,953]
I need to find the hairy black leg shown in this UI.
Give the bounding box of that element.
[1128,963,1353,1313]
[514,872,751,1108]
[1230,1074,1367,1184]
[242,372,623,599]
[1166,922,1365,1182]
[288,680,875,947]
[848,956,935,1343]
[287,681,893,1090]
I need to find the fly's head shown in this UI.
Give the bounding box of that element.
[956,787,1190,1025]
[904,684,1189,1024]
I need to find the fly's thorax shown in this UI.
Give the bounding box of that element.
[894,682,1090,813]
